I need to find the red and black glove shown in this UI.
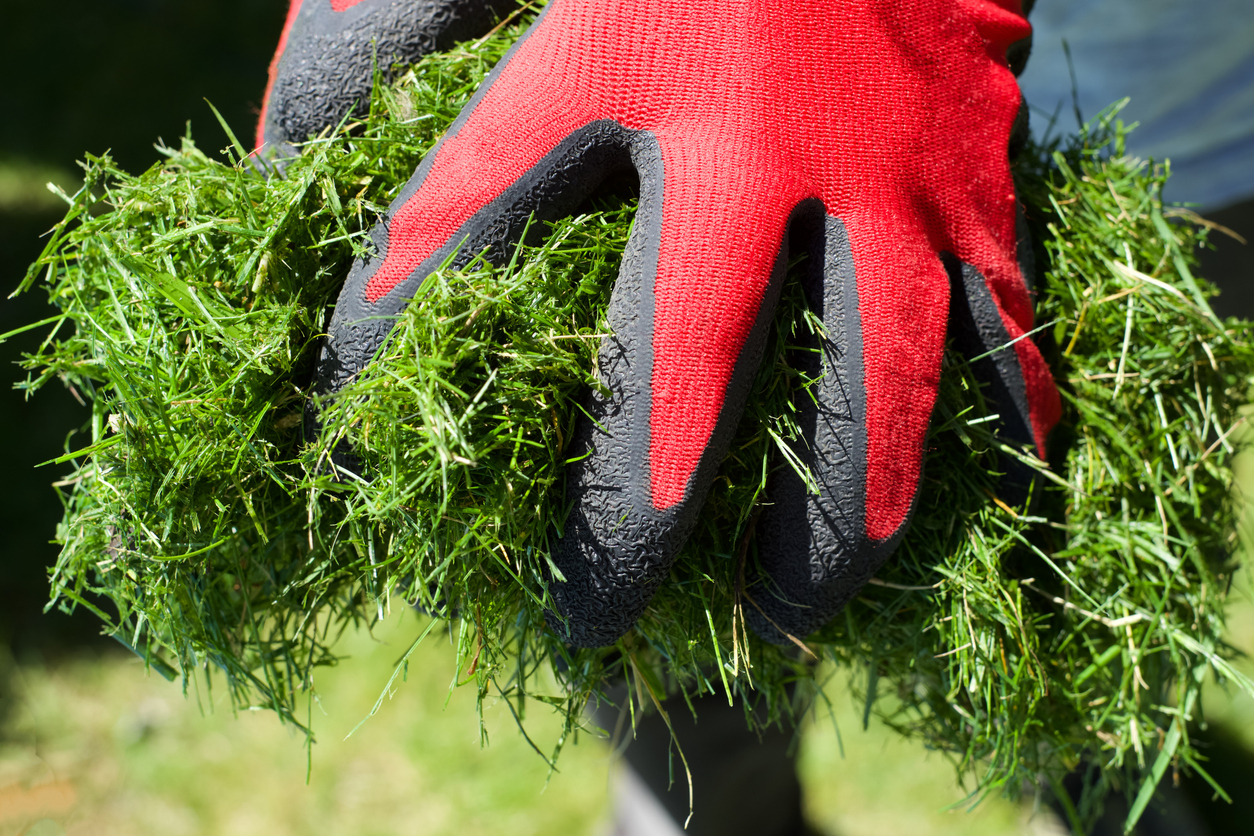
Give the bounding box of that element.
[302,0,1061,647]
[255,0,515,156]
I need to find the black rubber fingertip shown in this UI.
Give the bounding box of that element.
[943,252,1040,507]
[546,137,793,648]
[268,0,517,148]
[744,212,914,645]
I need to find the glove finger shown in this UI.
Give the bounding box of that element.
[958,4,1058,496]
[743,1,1051,644]
[745,211,923,644]
[746,212,1059,644]
[944,202,1061,503]
[548,137,805,648]
[313,5,642,400]
[256,0,516,154]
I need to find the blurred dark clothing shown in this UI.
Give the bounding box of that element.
[593,688,807,836]
[1198,198,1254,321]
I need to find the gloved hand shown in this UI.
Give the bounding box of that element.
[308,0,1062,647]
[255,0,516,156]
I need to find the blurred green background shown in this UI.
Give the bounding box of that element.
[0,3,1252,835]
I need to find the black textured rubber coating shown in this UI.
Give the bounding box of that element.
[546,147,793,648]
[262,0,516,153]
[745,213,907,645]
[943,249,1040,505]
[744,214,1043,646]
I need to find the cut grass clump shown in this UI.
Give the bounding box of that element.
[10,18,1254,832]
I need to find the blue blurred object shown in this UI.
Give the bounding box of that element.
[1020,0,1254,211]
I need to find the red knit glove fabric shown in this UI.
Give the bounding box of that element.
[313,0,1062,646]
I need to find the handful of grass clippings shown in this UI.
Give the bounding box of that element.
[11,19,1254,832]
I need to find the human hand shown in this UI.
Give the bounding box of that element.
[308,0,1061,647]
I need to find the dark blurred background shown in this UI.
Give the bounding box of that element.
[0,0,287,662]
